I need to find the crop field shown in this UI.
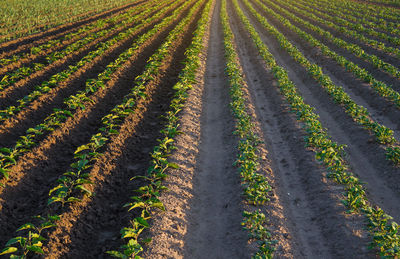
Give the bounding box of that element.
[0,0,399,258]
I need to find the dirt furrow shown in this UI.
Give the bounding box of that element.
[269,0,400,69]
[0,2,196,246]
[180,1,250,258]
[42,5,205,257]
[230,0,373,258]
[0,2,147,66]
[141,0,213,255]
[0,1,173,109]
[0,0,146,54]
[0,6,144,77]
[249,0,400,142]
[0,1,182,148]
[239,0,400,224]
[268,0,400,92]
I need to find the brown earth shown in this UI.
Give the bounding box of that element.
[0,0,177,108]
[0,0,146,54]
[0,2,148,76]
[0,0,399,258]
[350,0,400,9]
[0,0,183,148]
[0,0,194,247]
[272,0,400,70]
[143,0,374,258]
[0,1,148,64]
[244,0,400,223]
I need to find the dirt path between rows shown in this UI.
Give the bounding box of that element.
[242,0,400,225]
[144,1,251,258]
[182,1,249,257]
[0,0,146,54]
[230,0,373,257]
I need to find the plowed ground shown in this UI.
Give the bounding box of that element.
[0,0,399,258]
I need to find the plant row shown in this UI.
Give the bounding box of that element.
[294,0,400,37]
[255,0,400,116]
[0,0,186,184]
[0,0,202,257]
[0,0,138,43]
[0,0,177,124]
[365,0,400,6]
[327,0,400,22]
[244,0,400,165]
[289,0,400,46]
[221,0,276,257]
[0,0,157,92]
[0,0,148,68]
[285,0,400,59]
[108,1,213,257]
[233,0,400,256]
[277,0,400,70]
[331,4,399,35]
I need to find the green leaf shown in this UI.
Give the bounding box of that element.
[27,245,44,254]
[0,247,18,255]
[75,185,92,196]
[47,215,60,222]
[135,217,149,228]
[5,237,23,246]
[167,163,179,169]
[66,197,81,203]
[106,250,127,258]
[74,145,90,155]
[40,222,56,231]
[48,196,63,205]
[0,168,9,179]
[151,202,165,211]
[16,223,35,232]
[126,202,145,211]
[0,147,11,154]
[48,185,64,195]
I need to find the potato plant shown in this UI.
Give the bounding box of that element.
[276,0,400,64]
[109,0,212,257]
[244,0,400,165]
[0,2,147,69]
[1,0,199,257]
[0,1,154,92]
[298,0,400,36]
[0,0,142,43]
[221,0,275,257]
[0,0,182,183]
[233,0,400,255]
[0,0,177,122]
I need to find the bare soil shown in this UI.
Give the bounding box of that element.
[0,0,176,108]
[0,0,399,258]
[244,0,400,223]
[181,1,248,257]
[0,0,146,54]
[0,0,184,148]
[230,0,373,257]
[271,0,400,70]
[0,0,195,248]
